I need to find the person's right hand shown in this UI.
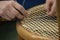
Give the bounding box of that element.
[45,0,56,16]
[0,1,27,21]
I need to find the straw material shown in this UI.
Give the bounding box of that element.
[21,4,59,39]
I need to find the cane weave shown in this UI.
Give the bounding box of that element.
[21,4,59,39]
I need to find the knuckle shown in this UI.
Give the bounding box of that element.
[16,13,19,16]
[8,1,15,6]
[20,6,24,10]
[5,3,11,8]
[10,1,15,4]
[14,10,20,15]
[14,13,19,17]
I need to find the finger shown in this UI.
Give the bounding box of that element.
[48,10,56,16]
[1,13,11,21]
[12,2,27,16]
[6,9,15,19]
[9,4,24,19]
[45,0,52,14]
[48,1,56,16]
[0,4,15,20]
[0,9,11,20]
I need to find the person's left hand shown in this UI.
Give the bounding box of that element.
[0,1,27,21]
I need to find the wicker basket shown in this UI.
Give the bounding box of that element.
[17,4,58,40]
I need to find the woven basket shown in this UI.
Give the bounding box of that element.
[16,4,59,40]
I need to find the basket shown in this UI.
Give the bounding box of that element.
[16,4,59,40]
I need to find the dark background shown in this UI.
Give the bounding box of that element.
[0,0,45,40]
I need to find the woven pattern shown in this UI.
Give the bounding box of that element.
[21,4,59,39]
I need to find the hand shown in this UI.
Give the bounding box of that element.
[45,0,56,16]
[0,1,27,21]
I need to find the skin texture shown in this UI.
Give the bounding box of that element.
[45,0,56,16]
[0,1,27,21]
[0,0,56,21]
